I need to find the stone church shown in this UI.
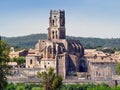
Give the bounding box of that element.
[26,10,85,79]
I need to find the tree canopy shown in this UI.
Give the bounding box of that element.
[0,40,10,89]
[11,56,25,65]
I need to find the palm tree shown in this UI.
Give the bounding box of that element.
[37,67,62,90]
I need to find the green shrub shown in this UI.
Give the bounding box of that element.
[16,86,24,90]
[32,87,42,90]
[5,83,16,90]
[5,82,120,90]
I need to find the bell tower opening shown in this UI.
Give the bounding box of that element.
[48,10,66,40]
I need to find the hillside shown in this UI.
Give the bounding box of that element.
[1,34,120,49]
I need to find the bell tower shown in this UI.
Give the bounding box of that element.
[48,10,66,40]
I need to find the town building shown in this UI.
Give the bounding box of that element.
[9,47,28,58]
[85,49,120,81]
[88,57,117,81]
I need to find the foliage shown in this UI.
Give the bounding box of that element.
[25,83,42,90]
[5,83,42,90]
[13,46,24,52]
[87,83,110,90]
[115,63,120,75]
[16,85,24,90]
[2,34,47,49]
[37,67,63,90]
[0,40,10,90]
[52,75,62,90]
[59,84,88,90]
[11,56,25,65]
[5,83,15,90]
[4,83,120,90]
[96,47,120,54]
[60,83,109,90]
[32,87,42,90]
[2,34,120,49]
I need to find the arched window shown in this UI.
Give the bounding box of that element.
[48,46,52,54]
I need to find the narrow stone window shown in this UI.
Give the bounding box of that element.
[56,31,58,39]
[50,48,52,54]
[30,59,32,64]
[52,31,54,39]
[44,65,46,68]
[52,20,54,26]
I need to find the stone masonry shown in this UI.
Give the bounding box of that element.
[26,10,84,79]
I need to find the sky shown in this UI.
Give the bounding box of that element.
[0,0,120,38]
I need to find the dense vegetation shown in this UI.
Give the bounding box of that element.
[0,40,10,89]
[116,63,120,75]
[2,33,120,49]
[10,57,26,65]
[96,47,120,54]
[4,83,120,90]
[2,34,46,49]
[5,83,42,90]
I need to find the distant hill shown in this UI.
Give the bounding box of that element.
[2,33,47,49]
[1,34,120,49]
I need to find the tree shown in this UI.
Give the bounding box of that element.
[52,75,62,90]
[37,67,62,90]
[0,40,10,90]
[115,63,120,75]
[12,56,25,66]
